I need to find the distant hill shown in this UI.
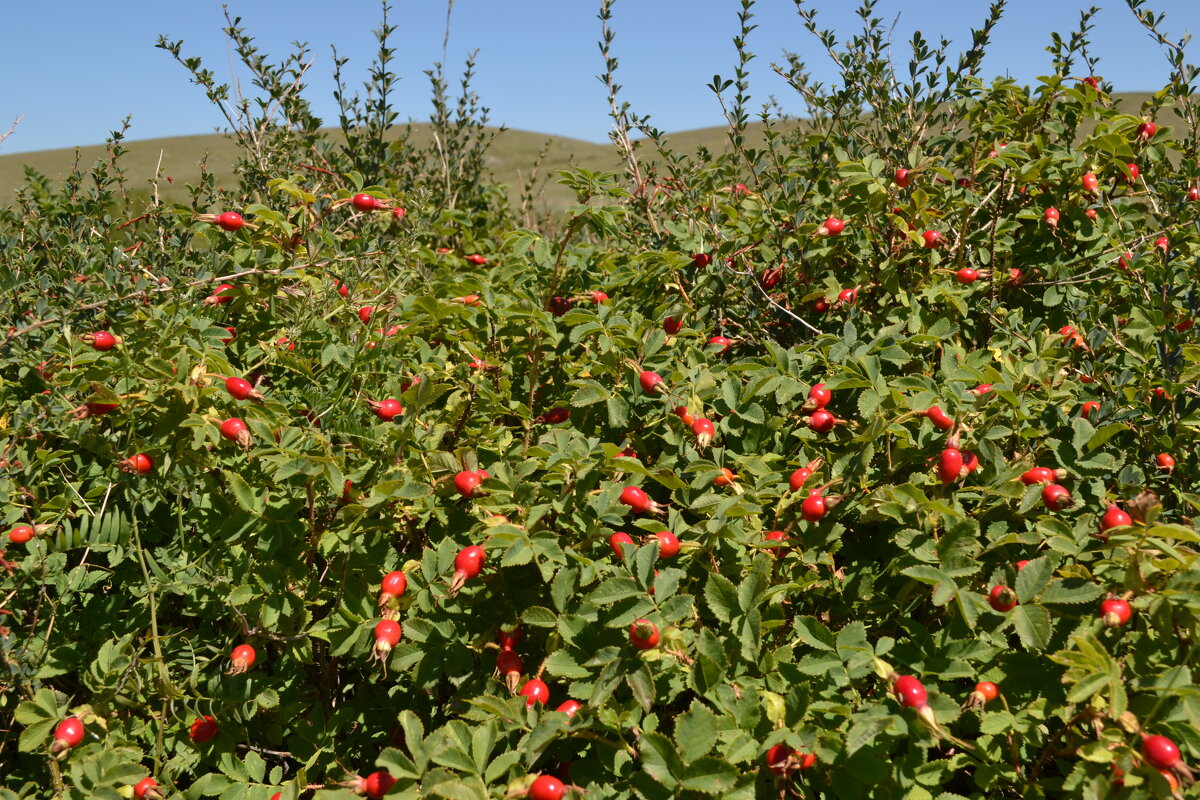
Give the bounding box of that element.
[0,93,1165,212]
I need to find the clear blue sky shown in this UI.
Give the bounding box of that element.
[1,1,1197,155]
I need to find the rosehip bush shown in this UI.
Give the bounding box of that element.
[2,3,1200,800]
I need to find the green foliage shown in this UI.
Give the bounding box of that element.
[2,2,1200,799]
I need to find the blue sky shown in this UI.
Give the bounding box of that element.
[1,1,1197,155]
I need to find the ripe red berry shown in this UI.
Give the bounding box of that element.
[1042,484,1072,510]
[1142,735,1181,770]
[893,675,929,709]
[764,530,789,558]
[364,771,396,800]
[9,524,35,544]
[52,717,85,753]
[1126,163,1140,182]
[938,448,964,485]
[691,417,716,448]
[639,370,665,395]
[619,485,663,514]
[808,409,836,433]
[497,649,523,680]
[789,468,813,492]
[520,678,550,707]
[1101,598,1132,627]
[629,619,661,649]
[1081,400,1100,420]
[556,699,582,717]
[925,406,954,431]
[216,212,244,231]
[653,530,680,559]
[540,407,570,424]
[808,383,831,409]
[454,470,483,498]
[609,531,634,559]
[380,571,408,601]
[1082,172,1100,194]
[765,743,793,775]
[801,490,827,522]
[133,777,161,800]
[219,418,252,449]
[228,644,256,674]
[894,168,911,188]
[955,268,980,284]
[496,625,522,651]
[1099,505,1132,534]
[1136,121,1157,141]
[374,619,403,658]
[674,405,696,426]
[209,283,236,305]
[119,453,154,475]
[663,316,683,335]
[351,193,379,211]
[466,254,488,266]
[189,716,218,744]
[713,467,735,486]
[1081,76,1099,89]
[922,230,943,249]
[988,585,1017,612]
[1043,207,1060,226]
[1020,466,1055,485]
[838,287,857,305]
[974,681,1000,704]
[87,331,118,351]
[708,335,733,353]
[819,216,845,236]
[1188,187,1199,202]
[1157,453,1175,472]
[529,774,565,800]
[451,546,486,592]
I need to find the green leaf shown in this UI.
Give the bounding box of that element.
[223,469,260,515]
[679,758,739,794]
[1011,604,1052,650]
[704,573,739,623]
[638,731,682,788]
[675,702,718,763]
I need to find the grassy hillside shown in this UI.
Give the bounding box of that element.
[0,93,1168,213]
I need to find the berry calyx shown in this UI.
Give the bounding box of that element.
[629,619,661,650]
[497,650,524,692]
[228,644,256,674]
[972,681,1000,706]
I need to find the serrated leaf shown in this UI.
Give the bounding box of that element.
[627,663,655,712]
[1011,604,1052,650]
[1015,557,1053,604]
[704,573,739,623]
[1039,580,1103,605]
[679,758,738,794]
[223,469,260,515]
[638,731,682,788]
[675,702,718,763]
